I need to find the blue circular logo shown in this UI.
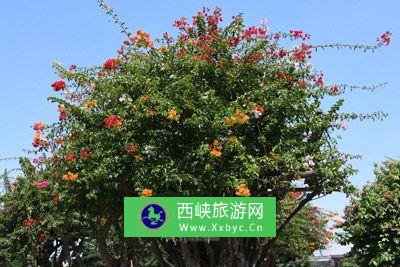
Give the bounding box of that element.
[141,203,166,229]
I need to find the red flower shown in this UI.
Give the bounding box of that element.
[58,105,68,121]
[104,115,122,129]
[66,153,77,162]
[81,148,89,158]
[98,71,106,77]
[255,105,263,113]
[298,81,307,89]
[51,80,66,91]
[278,49,287,58]
[289,191,302,200]
[289,30,311,41]
[23,218,35,228]
[52,193,60,202]
[103,58,119,70]
[332,85,340,94]
[38,233,46,243]
[277,72,287,79]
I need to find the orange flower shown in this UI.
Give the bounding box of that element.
[327,212,335,218]
[63,172,78,182]
[167,109,180,121]
[141,188,153,197]
[211,150,222,157]
[333,219,342,226]
[131,30,153,48]
[147,107,157,116]
[127,143,138,154]
[224,109,249,126]
[209,140,222,157]
[140,94,150,101]
[236,184,251,197]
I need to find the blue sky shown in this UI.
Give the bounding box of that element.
[0,0,398,255]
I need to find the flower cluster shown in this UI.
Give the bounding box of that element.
[104,115,122,129]
[51,80,66,91]
[289,191,302,200]
[22,218,36,228]
[33,180,48,190]
[335,121,349,131]
[131,29,153,48]
[32,125,48,148]
[127,143,138,154]
[377,31,392,46]
[224,109,250,126]
[84,99,98,110]
[236,184,251,197]
[250,104,264,119]
[209,140,222,157]
[58,104,68,121]
[103,58,120,70]
[167,109,180,121]
[33,122,46,131]
[141,188,153,197]
[289,30,311,41]
[62,172,78,182]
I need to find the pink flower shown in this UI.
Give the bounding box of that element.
[335,121,349,131]
[32,157,43,165]
[33,122,46,131]
[377,31,392,46]
[250,105,264,118]
[38,180,48,190]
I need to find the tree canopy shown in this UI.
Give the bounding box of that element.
[0,3,391,266]
[339,159,400,267]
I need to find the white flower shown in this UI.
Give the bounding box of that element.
[52,60,62,67]
[119,94,132,103]
[86,83,95,93]
[142,146,155,157]
[304,155,315,168]
[203,91,210,100]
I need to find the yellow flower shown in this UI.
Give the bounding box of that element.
[100,217,107,225]
[228,135,239,145]
[141,188,153,197]
[134,155,144,161]
[270,152,279,161]
[235,184,251,197]
[84,99,98,109]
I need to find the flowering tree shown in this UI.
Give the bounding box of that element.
[338,159,400,267]
[0,2,391,266]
